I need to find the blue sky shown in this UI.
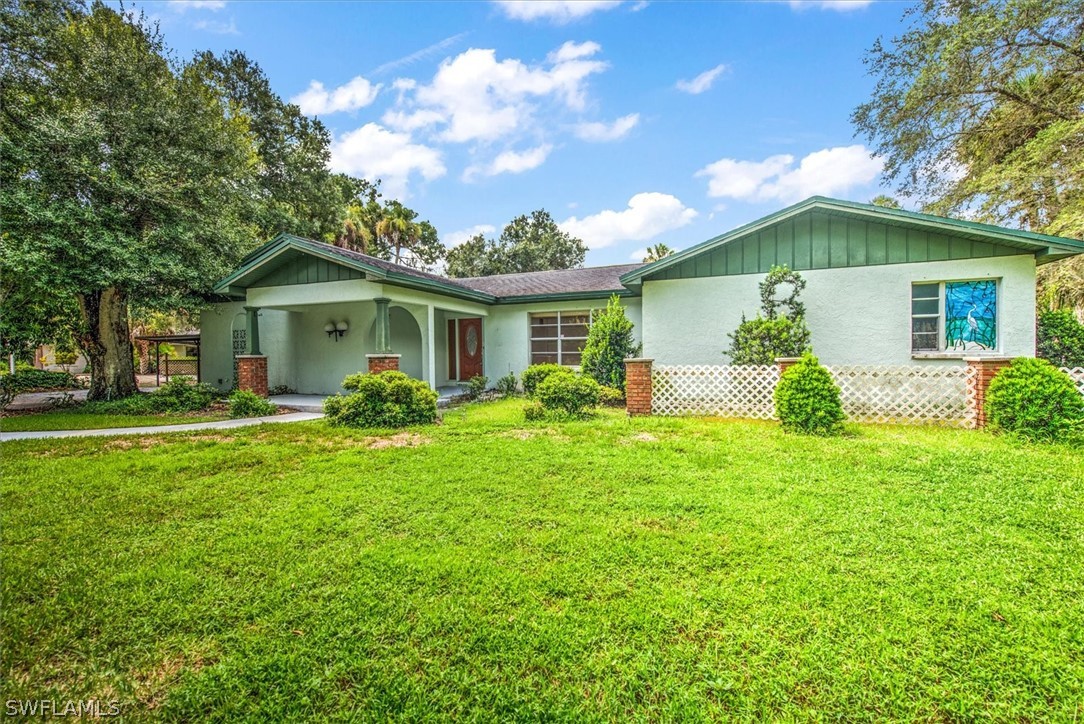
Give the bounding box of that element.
[131,0,907,266]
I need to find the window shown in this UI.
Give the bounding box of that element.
[530,311,591,366]
[911,280,997,353]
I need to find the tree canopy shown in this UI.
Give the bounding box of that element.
[445,210,587,278]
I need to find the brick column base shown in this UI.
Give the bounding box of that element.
[236,355,268,397]
[624,358,654,416]
[367,354,401,375]
[776,357,801,376]
[965,356,1013,429]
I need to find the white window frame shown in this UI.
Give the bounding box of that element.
[911,279,1000,355]
[530,310,592,367]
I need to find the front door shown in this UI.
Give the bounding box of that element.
[457,318,483,380]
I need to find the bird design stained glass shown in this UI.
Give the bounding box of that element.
[945,280,996,350]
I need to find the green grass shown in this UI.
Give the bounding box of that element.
[2,399,1082,720]
[1,409,229,432]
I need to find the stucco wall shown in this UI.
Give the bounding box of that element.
[484,297,643,381]
[641,254,1036,366]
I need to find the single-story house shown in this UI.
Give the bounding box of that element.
[200,196,1084,394]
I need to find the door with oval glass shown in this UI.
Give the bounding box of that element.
[457,318,483,380]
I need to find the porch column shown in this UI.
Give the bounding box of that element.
[374,297,392,354]
[244,306,262,356]
[426,305,437,389]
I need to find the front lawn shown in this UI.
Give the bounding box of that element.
[2,400,1081,719]
[0,409,230,432]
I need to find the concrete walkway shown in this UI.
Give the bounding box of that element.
[0,412,324,442]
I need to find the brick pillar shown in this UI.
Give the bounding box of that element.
[776,357,801,376]
[965,356,1013,429]
[367,354,401,375]
[624,358,654,416]
[236,355,268,397]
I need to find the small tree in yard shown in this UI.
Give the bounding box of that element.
[727,266,811,365]
[580,295,641,389]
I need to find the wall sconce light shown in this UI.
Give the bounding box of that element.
[325,320,349,341]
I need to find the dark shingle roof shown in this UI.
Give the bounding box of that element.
[457,264,644,298]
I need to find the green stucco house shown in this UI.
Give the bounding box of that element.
[201,196,1084,395]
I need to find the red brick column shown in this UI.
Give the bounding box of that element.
[236,355,268,397]
[776,357,801,376]
[624,358,654,416]
[366,354,401,375]
[965,356,1013,429]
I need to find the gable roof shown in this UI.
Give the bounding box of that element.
[459,264,643,301]
[214,233,638,303]
[621,196,1084,287]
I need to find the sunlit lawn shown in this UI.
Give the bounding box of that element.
[0,409,229,432]
[2,399,1081,719]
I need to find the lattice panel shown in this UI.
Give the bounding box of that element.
[1061,367,1084,398]
[652,364,975,427]
[653,365,779,418]
[825,365,974,427]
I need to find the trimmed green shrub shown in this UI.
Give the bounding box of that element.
[325,370,438,428]
[521,363,565,397]
[523,401,546,421]
[580,295,641,389]
[1037,309,1084,368]
[496,373,518,397]
[229,390,276,419]
[536,370,600,418]
[985,358,1083,442]
[727,265,812,365]
[466,375,489,400]
[774,353,845,436]
[598,385,625,407]
[146,377,218,412]
[0,368,80,405]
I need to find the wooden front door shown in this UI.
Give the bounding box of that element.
[457,318,483,380]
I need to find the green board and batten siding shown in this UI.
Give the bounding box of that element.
[248,253,366,288]
[649,211,1028,282]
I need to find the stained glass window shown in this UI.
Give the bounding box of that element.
[945,280,996,351]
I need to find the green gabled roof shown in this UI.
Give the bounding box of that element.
[620,196,1084,287]
[214,233,498,304]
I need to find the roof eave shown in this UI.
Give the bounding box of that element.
[492,289,637,304]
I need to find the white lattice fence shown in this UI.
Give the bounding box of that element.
[1060,367,1084,397]
[652,364,975,427]
[653,365,779,418]
[825,365,974,427]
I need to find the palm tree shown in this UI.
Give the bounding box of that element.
[642,243,675,263]
[376,202,420,264]
[335,204,373,254]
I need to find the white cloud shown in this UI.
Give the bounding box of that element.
[464,144,554,180]
[292,76,381,116]
[676,64,727,95]
[573,113,639,142]
[170,0,226,11]
[329,123,445,198]
[370,33,469,77]
[788,1,872,11]
[192,17,237,34]
[696,145,883,203]
[560,192,698,249]
[629,248,648,261]
[444,224,496,248]
[387,43,608,144]
[494,0,624,23]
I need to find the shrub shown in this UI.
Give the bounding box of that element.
[1037,309,1084,368]
[0,369,81,407]
[598,385,625,407]
[229,390,276,419]
[521,363,565,397]
[325,370,437,428]
[985,358,1083,442]
[466,375,489,400]
[580,295,641,389]
[774,353,845,435]
[496,373,518,397]
[523,401,546,421]
[536,370,600,418]
[727,266,812,365]
[147,377,218,412]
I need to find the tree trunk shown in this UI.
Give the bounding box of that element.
[77,287,138,401]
